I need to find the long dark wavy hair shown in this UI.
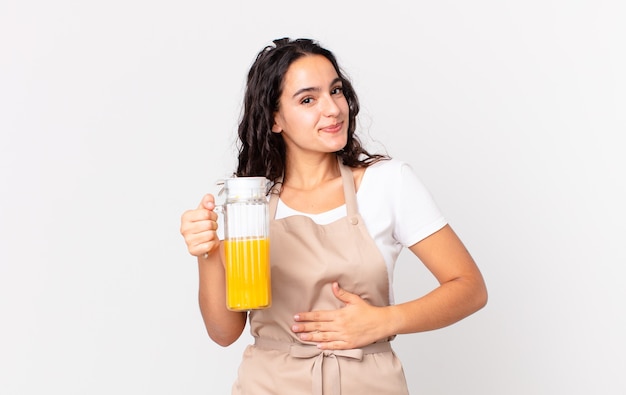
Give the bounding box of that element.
[236,37,388,182]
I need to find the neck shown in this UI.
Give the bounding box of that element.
[283,153,340,191]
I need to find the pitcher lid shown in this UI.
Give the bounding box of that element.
[222,177,270,200]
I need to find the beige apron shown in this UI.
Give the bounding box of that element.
[232,159,409,395]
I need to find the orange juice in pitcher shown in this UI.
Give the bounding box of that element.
[224,237,271,310]
[221,177,272,311]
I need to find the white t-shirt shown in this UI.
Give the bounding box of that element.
[275,159,447,303]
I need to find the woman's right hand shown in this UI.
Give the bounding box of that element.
[183,194,246,346]
[180,194,220,257]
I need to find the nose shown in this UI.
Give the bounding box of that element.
[321,94,341,117]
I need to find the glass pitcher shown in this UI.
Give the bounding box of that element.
[221,177,271,311]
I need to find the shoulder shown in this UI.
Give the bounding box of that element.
[361,158,415,186]
[356,158,410,201]
[359,158,436,207]
[369,158,413,172]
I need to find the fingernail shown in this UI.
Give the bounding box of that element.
[293,314,300,321]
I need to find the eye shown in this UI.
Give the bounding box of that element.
[300,97,313,105]
[331,86,344,95]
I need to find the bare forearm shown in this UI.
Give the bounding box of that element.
[197,251,247,346]
[386,276,487,336]
[383,225,488,336]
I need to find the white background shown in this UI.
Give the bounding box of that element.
[1,1,625,394]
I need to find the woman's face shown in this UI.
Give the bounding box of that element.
[272,55,349,158]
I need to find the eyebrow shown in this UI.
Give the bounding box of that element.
[291,77,343,98]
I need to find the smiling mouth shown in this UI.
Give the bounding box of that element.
[320,122,343,133]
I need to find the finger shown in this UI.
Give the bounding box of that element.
[295,326,337,342]
[331,282,359,305]
[188,228,219,245]
[293,311,333,323]
[191,240,220,257]
[180,216,218,238]
[182,221,219,254]
[188,231,221,256]
[197,194,216,210]
[192,219,218,232]
[181,206,218,228]
[291,320,325,334]
[308,330,334,343]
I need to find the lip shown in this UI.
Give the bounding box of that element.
[320,122,343,133]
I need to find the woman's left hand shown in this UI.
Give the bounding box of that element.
[291,282,391,350]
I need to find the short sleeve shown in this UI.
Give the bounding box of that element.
[392,162,447,247]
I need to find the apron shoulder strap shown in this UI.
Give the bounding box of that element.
[268,178,282,220]
[337,157,359,218]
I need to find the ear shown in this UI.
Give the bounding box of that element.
[271,115,282,133]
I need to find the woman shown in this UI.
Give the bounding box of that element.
[180,37,487,394]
